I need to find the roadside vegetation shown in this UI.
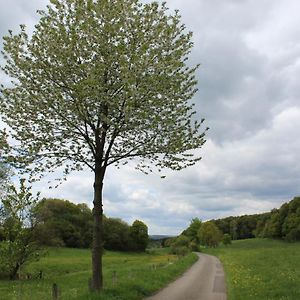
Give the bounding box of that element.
[203,238,300,300]
[0,247,197,300]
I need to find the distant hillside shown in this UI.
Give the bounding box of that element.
[210,196,300,242]
[150,235,174,240]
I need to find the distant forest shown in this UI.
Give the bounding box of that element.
[210,196,300,242]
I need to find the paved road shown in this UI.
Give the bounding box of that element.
[145,253,227,300]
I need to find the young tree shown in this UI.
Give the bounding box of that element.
[0,0,206,290]
[198,222,222,248]
[0,179,43,280]
[129,219,148,251]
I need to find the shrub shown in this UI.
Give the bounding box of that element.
[170,235,190,256]
[189,241,200,252]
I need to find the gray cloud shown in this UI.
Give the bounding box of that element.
[168,0,300,142]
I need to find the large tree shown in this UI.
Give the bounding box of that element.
[0,0,206,291]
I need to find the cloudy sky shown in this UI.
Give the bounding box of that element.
[1,0,300,235]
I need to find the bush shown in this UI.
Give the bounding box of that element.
[174,246,190,257]
[170,235,190,256]
[189,241,200,252]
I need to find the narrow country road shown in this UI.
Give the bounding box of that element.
[145,253,227,300]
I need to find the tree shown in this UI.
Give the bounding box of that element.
[103,217,130,251]
[33,198,93,247]
[182,217,202,243]
[263,210,281,238]
[282,198,300,241]
[198,222,222,247]
[129,220,148,251]
[0,0,206,291]
[0,179,43,280]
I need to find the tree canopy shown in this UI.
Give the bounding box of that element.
[129,219,148,251]
[32,198,149,251]
[33,198,93,248]
[0,0,206,178]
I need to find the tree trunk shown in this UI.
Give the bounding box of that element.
[9,263,20,280]
[91,163,104,291]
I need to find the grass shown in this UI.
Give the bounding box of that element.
[0,247,198,300]
[203,238,300,300]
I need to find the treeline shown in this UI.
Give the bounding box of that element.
[0,198,149,252]
[211,196,300,242]
[169,196,300,252]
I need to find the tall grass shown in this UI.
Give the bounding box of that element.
[0,247,197,300]
[203,239,300,300]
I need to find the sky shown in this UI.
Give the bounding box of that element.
[1,0,300,235]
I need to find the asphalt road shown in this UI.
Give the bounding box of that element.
[145,253,227,300]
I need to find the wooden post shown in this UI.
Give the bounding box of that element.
[52,283,59,300]
[112,271,117,285]
[88,278,93,292]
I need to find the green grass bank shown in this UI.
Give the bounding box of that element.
[203,238,300,300]
[0,247,197,300]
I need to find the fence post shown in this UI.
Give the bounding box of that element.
[52,283,59,300]
[112,270,117,285]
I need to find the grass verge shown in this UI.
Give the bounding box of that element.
[203,238,300,300]
[0,247,198,300]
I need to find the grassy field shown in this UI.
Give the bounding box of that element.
[0,247,197,300]
[203,238,300,300]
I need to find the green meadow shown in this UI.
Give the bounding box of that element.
[0,248,197,300]
[203,238,300,300]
